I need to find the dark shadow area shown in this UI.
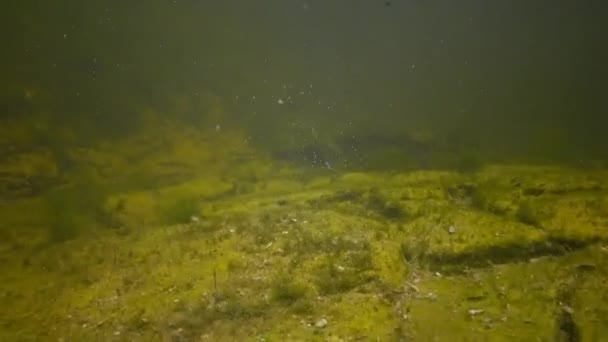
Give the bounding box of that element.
[403,235,603,274]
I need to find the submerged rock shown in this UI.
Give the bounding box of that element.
[315,318,328,329]
[468,309,484,316]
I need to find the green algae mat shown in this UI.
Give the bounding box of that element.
[1,124,607,341]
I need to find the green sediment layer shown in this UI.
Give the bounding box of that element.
[0,121,607,341]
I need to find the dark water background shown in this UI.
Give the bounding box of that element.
[2,0,606,165]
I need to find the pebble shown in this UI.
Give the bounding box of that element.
[468,309,484,316]
[448,226,456,234]
[315,318,328,329]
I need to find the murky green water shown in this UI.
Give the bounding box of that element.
[1,1,606,341]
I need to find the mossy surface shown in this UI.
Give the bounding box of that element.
[1,121,608,341]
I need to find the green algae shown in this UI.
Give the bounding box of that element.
[1,121,608,341]
[515,200,542,226]
[42,182,107,242]
[270,273,310,306]
[160,196,200,225]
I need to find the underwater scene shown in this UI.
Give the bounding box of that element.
[1,1,607,341]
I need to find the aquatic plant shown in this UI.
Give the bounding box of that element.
[43,183,105,242]
[271,274,308,304]
[165,290,269,338]
[516,200,540,226]
[161,196,199,225]
[469,186,490,211]
[366,190,407,220]
[400,236,431,266]
[315,251,374,295]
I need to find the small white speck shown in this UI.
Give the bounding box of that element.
[277,98,284,105]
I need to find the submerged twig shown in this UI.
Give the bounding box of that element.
[404,281,420,293]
